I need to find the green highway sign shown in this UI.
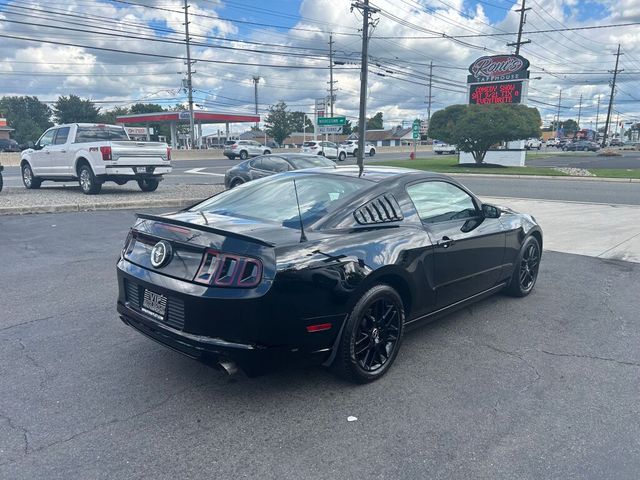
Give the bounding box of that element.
[317,116,346,126]
[412,120,420,139]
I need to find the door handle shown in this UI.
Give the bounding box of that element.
[437,236,454,248]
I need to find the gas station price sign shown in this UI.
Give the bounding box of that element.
[469,81,523,105]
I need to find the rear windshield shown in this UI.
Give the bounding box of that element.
[287,155,335,169]
[224,140,236,145]
[303,142,318,147]
[191,174,370,228]
[75,125,129,142]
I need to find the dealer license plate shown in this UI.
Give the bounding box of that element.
[141,289,167,320]
[135,166,153,173]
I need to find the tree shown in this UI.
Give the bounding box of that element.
[546,119,579,134]
[366,112,383,130]
[264,101,293,145]
[428,104,541,164]
[53,95,100,123]
[0,96,52,144]
[342,119,353,135]
[97,106,130,125]
[289,111,314,133]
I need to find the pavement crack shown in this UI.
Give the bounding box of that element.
[0,412,30,455]
[17,338,54,390]
[0,315,57,333]
[482,343,541,395]
[541,349,640,367]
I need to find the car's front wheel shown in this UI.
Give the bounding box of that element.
[230,178,244,188]
[369,149,376,157]
[22,162,42,189]
[506,235,541,297]
[332,284,405,383]
[338,152,346,161]
[137,178,159,192]
[352,148,358,157]
[263,150,271,155]
[239,151,248,160]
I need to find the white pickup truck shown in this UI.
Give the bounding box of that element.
[433,142,457,155]
[20,123,171,194]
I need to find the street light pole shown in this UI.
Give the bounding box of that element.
[183,0,195,149]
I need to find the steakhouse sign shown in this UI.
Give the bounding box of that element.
[467,54,530,106]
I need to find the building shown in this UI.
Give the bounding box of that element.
[350,126,413,147]
[0,118,14,140]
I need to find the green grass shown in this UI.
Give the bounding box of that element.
[376,157,640,180]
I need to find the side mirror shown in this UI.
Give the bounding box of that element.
[482,203,501,219]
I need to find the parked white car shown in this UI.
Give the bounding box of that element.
[433,143,457,155]
[545,138,560,147]
[223,140,271,160]
[525,138,542,150]
[340,140,376,157]
[301,141,347,161]
[20,123,171,194]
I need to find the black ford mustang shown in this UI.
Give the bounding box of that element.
[117,166,542,383]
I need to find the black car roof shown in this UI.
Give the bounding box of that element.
[288,165,449,183]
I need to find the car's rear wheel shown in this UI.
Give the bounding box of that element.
[230,178,244,188]
[333,284,404,383]
[137,178,159,192]
[78,164,101,195]
[435,151,442,155]
[239,150,248,160]
[263,150,271,155]
[22,162,42,189]
[506,235,541,297]
[318,151,325,156]
[338,151,346,161]
[352,148,358,157]
[369,149,375,157]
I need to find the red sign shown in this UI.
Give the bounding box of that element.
[469,82,523,105]
[468,55,529,82]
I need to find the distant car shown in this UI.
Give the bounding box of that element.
[224,153,336,189]
[340,140,376,157]
[0,138,21,152]
[545,138,559,147]
[301,141,347,161]
[433,143,457,155]
[525,138,542,150]
[224,140,271,160]
[609,138,622,147]
[563,140,599,152]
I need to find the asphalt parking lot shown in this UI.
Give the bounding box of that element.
[1,210,638,479]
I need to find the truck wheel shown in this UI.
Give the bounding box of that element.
[137,178,159,192]
[22,162,42,189]
[78,164,102,195]
[239,151,248,160]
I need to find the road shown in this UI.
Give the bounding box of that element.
[1,210,638,479]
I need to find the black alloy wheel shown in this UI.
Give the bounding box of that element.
[78,164,102,195]
[333,284,404,383]
[239,150,248,160]
[506,236,541,297]
[137,178,159,192]
[21,162,42,189]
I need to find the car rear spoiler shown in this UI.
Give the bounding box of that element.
[135,213,276,247]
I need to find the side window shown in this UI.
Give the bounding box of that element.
[53,126,70,145]
[406,181,478,224]
[249,158,263,169]
[261,157,290,173]
[38,129,56,148]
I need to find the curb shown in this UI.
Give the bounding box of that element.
[0,198,204,216]
[446,173,640,183]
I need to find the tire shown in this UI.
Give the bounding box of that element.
[332,284,405,383]
[0,172,3,193]
[338,152,346,162]
[263,150,271,155]
[505,235,541,297]
[78,164,102,195]
[318,151,325,157]
[435,151,442,155]
[21,162,42,189]
[239,150,248,160]
[137,178,159,192]
[369,149,376,157]
[352,148,358,158]
[230,178,244,188]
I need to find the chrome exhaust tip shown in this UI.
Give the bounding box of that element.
[218,358,239,376]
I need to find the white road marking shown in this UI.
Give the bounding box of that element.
[184,167,225,177]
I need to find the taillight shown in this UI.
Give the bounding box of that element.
[100,146,112,160]
[166,147,171,161]
[231,144,238,149]
[194,249,263,287]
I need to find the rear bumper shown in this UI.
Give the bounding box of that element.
[101,165,172,177]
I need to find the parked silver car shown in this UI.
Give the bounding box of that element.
[224,140,271,160]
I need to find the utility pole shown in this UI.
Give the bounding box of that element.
[352,0,379,176]
[555,89,562,137]
[183,0,195,149]
[252,76,260,129]
[328,34,336,117]
[507,0,531,55]
[602,44,623,148]
[577,94,583,130]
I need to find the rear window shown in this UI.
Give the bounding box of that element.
[224,140,236,146]
[303,142,318,147]
[288,155,335,169]
[191,174,370,228]
[75,125,129,142]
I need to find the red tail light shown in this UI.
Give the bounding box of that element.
[194,249,263,287]
[231,144,238,149]
[166,147,171,161]
[100,146,112,160]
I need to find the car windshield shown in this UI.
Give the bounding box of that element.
[75,125,129,142]
[287,155,335,169]
[191,174,371,228]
